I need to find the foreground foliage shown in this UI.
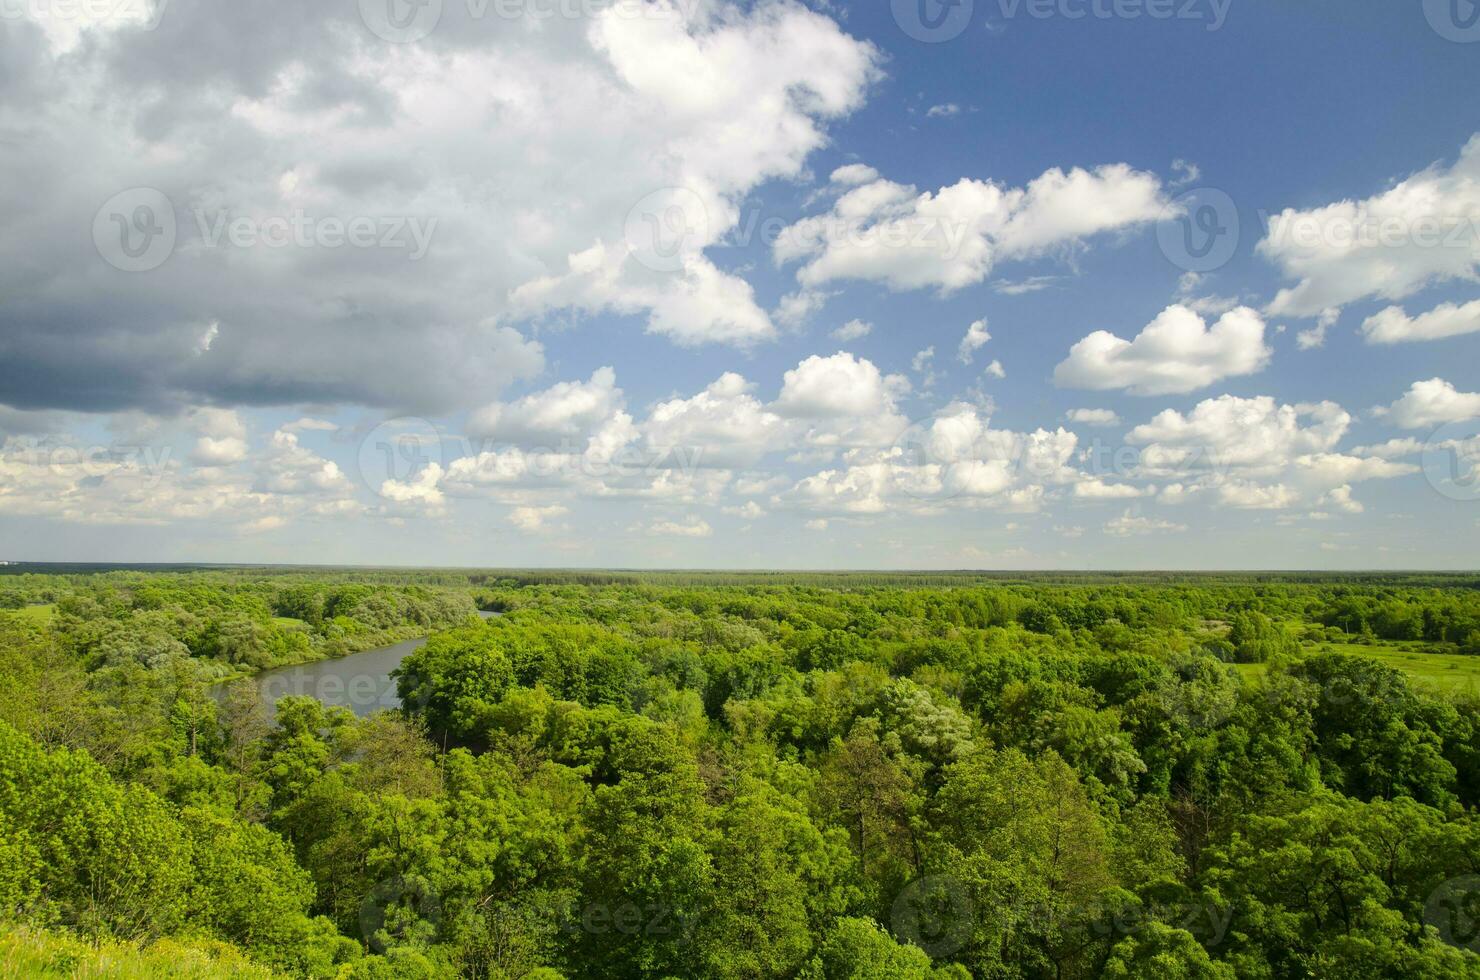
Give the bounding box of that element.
[0,924,275,979]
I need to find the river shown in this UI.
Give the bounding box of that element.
[214,610,499,720]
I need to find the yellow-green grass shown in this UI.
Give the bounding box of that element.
[1228,641,1480,695]
[0,926,274,979]
[1310,640,1480,694]
[8,604,55,623]
[1232,662,1269,682]
[271,616,308,628]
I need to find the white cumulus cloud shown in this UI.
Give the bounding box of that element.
[831,319,873,341]
[1360,300,1480,345]
[775,163,1166,294]
[1376,378,1480,429]
[958,318,991,364]
[1054,305,1271,396]
[469,367,626,446]
[1065,408,1120,427]
[645,517,713,537]
[1261,134,1480,317]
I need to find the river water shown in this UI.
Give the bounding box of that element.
[214,610,498,720]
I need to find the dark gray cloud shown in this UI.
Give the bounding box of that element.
[0,5,545,415]
[0,0,878,418]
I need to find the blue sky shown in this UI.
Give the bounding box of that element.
[1,0,1479,567]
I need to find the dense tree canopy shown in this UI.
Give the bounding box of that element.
[1,569,1478,977]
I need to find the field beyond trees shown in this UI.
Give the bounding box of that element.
[1,568,1479,978]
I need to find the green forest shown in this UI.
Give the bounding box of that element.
[1,568,1479,978]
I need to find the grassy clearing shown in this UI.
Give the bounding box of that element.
[8,604,55,623]
[1310,640,1480,694]
[1232,662,1269,682]
[1227,640,1480,695]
